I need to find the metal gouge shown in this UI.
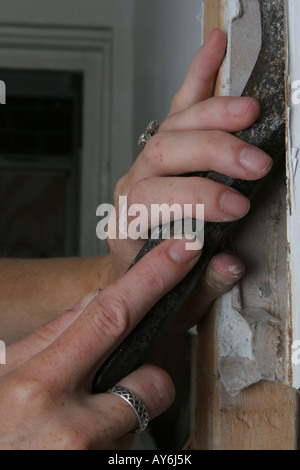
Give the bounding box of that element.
[92,0,285,394]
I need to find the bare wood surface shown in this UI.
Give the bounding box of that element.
[203,0,223,96]
[196,307,298,450]
[203,0,223,39]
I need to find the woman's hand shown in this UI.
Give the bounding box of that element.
[0,237,201,449]
[108,29,272,329]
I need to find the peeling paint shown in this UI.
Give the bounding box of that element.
[286,0,300,389]
[217,285,282,396]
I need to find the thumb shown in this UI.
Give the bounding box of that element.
[3,289,99,373]
[169,29,227,116]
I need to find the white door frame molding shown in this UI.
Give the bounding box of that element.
[286,0,300,389]
[0,0,134,256]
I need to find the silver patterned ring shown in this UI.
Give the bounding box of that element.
[107,385,150,434]
[138,120,160,150]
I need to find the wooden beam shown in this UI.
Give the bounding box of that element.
[203,0,223,39]
[203,0,224,96]
[194,0,299,450]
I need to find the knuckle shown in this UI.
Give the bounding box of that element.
[7,376,52,410]
[210,129,228,144]
[91,293,132,339]
[206,130,230,155]
[31,323,59,344]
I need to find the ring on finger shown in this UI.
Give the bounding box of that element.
[138,120,160,150]
[107,385,150,434]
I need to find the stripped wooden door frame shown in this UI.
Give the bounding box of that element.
[192,0,299,450]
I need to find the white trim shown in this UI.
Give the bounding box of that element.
[0,23,116,256]
[286,0,300,389]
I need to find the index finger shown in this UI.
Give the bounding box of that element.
[169,29,227,116]
[32,237,202,389]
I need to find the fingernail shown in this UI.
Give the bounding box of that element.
[207,263,243,287]
[211,262,244,279]
[227,98,258,118]
[239,147,273,176]
[168,237,202,264]
[220,190,250,218]
[227,264,244,276]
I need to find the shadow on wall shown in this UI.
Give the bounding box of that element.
[132,0,203,157]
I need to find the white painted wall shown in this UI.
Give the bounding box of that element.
[132,0,203,152]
